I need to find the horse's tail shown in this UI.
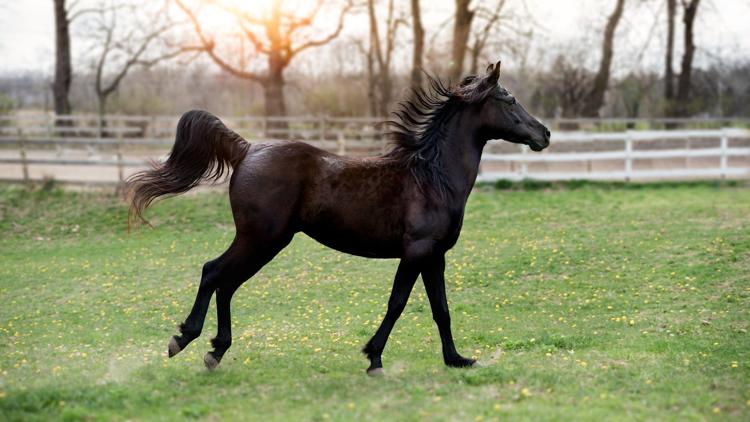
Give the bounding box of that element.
[126,109,249,227]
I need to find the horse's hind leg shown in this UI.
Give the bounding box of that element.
[202,234,292,369]
[167,240,245,357]
[167,232,291,360]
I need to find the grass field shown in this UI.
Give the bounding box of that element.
[0,183,748,421]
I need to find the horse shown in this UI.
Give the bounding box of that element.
[127,61,550,375]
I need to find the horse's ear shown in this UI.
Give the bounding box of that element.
[486,62,495,74]
[486,60,501,84]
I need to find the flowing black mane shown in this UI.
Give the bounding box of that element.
[384,71,500,195]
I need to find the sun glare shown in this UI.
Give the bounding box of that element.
[205,0,327,21]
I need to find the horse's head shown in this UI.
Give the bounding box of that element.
[457,61,550,151]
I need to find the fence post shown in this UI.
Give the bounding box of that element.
[625,130,633,182]
[319,115,327,142]
[337,133,346,156]
[720,129,728,179]
[18,128,29,184]
[520,144,528,180]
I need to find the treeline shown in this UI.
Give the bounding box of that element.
[4,57,748,119]
[2,0,748,119]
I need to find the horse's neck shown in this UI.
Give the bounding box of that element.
[441,114,485,202]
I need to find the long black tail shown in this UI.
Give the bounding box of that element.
[126,110,249,226]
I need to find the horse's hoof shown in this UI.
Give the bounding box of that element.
[168,336,181,358]
[471,360,483,368]
[204,352,220,370]
[366,367,385,377]
[446,357,477,368]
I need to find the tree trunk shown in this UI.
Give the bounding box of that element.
[378,69,392,117]
[97,94,108,138]
[263,54,287,132]
[675,0,700,117]
[53,0,72,125]
[469,42,481,75]
[264,74,286,117]
[366,0,393,117]
[581,0,626,117]
[449,0,474,81]
[410,0,424,90]
[664,0,676,105]
[365,45,378,117]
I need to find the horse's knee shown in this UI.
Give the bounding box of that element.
[199,260,222,289]
[201,260,218,278]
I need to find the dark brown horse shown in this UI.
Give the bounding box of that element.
[127,62,550,375]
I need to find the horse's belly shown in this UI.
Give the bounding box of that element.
[301,222,403,259]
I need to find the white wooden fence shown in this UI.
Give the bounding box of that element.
[0,114,748,185]
[479,128,750,182]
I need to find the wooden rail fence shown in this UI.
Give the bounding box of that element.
[0,114,749,185]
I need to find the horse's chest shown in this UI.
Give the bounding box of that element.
[406,206,465,251]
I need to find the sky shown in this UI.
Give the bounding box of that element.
[0,0,748,75]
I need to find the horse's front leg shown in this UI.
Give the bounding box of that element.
[362,259,420,375]
[422,254,476,368]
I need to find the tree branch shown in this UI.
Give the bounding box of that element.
[175,0,265,82]
[291,0,352,56]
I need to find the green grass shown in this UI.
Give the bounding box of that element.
[0,183,748,421]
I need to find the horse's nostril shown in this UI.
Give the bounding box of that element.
[545,129,551,138]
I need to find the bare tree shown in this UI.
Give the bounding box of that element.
[53,0,72,120]
[410,0,424,90]
[468,0,505,75]
[664,0,677,113]
[552,55,592,118]
[466,0,534,75]
[52,0,97,124]
[176,0,351,119]
[616,72,659,119]
[366,0,403,116]
[449,0,474,81]
[85,2,181,134]
[581,0,627,117]
[675,0,700,116]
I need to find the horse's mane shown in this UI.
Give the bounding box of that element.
[383,71,498,197]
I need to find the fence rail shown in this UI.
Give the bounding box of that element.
[0,114,749,185]
[479,128,750,182]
